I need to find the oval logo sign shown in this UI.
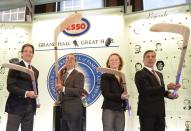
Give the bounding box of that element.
[63,18,90,36]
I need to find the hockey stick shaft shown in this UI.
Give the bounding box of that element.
[54,13,82,102]
[96,67,131,115]
[150,23,190,94]
[2,63,40,107]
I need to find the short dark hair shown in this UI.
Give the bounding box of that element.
[143,50,156,58]
[21,43,34,54]
[156,60,165,67]
[106,53,123,70]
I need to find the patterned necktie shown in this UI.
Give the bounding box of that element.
[62,72,68,85]
[152,70,161,85]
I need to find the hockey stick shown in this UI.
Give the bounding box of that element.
[53,13,82,131]
[96,67,131,115]
[2,63,40,108]
[150,23,190,94]
[54,13,82,102]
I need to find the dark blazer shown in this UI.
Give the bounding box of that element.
[100,73,125,111]
[135,67,170,117]
[61,69,84,120]
[5,61,39,115]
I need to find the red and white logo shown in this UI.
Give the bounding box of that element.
[63,18,90,36]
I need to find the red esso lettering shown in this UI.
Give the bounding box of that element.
[66,23,86,31]
[81,23,86,29]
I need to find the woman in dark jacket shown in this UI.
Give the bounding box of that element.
[100,53,128,131]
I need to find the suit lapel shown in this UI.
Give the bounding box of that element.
[65,69,77,86]
[19,61,31,80]
[143,67,161,86]
[110,74,121,86]
[20,61,26,67]
[155,71,164,86]
[21,60,38,79]
[31,65,38,79]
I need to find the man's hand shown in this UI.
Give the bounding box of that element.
[56,84,64,92]
[167,83,181,90]
[168,92,179,99]
[26,91,37,99]
[121,91,129,100]
[54,100,61,106]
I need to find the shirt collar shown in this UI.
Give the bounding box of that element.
[144,66,154,73]
[67,68,74,75]
[23,60,31,68]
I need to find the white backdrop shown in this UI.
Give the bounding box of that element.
[0,4,191,131]
[0,23,32,131]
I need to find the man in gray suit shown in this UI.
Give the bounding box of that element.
[56,53,84,131]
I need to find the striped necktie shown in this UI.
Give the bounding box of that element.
[152,70,161,85]
[62,72,68,85]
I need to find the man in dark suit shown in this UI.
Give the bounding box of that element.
[56,53,84,131]
[135,50,181,131]
[5,43,39,131]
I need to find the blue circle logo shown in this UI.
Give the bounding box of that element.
[47,53,102,106]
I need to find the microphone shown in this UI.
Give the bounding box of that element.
[9,58,19,64]
[105,38,113,47]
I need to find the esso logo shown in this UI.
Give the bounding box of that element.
[63,18,90,36]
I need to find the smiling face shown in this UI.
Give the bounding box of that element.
[143,51,156,69]
[65,54,76,70]
[108,54,121,70]
[21,45,34,63]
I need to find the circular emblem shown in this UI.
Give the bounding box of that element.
[47,53,102,106]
